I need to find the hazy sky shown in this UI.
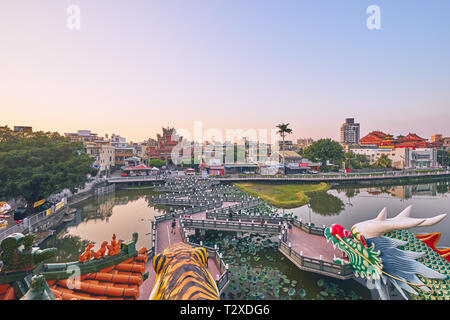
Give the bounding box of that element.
[1,1,449,142]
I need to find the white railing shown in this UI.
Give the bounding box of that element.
[0,199,67,243]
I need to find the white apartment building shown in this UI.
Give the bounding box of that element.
[85,143,115,173]
[352,147,437,169]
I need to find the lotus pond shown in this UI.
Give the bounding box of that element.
[189,230,371,300]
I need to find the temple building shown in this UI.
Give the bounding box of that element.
[147,127,183,165]
[359,131,428,149]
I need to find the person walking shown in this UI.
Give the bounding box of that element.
[171,218,177,234]
[288,222,293,233]
[261,218,265,226]
[229,210,233,221]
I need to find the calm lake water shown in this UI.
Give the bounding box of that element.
[289,179,450,246]
[40,178,450,299]
[43,189,167,263]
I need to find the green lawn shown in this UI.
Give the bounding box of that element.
[234,182,330,208]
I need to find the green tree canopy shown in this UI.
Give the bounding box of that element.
[437,150,450,167]
[148,158,166,168]
[344,151,371,169]
[373,154,392,169]
[302,139,344,172]
[181,158,200,168]
[0,127,94,212]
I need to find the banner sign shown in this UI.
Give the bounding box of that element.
[33,199,46,208]
[298,163,309,167]
[55,201,65,211]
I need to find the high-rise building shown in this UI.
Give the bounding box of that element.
[340,118,360,145]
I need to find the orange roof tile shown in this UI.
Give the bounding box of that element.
[48,248,148,300]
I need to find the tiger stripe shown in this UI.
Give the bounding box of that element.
[149,242,220,300]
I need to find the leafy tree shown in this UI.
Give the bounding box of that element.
[276,123,293,175]
[302,139,344,172]
[0,127,94,213]
[181,158,199,169]
[148,158,166,168]
[373,154,392,169]
[344,151,371,170]
[437,150,450,167]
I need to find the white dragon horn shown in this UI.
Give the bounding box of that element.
[396,205,412,218]
[375,207,388,221]
[417,213,447,227]
[351,206,447,239]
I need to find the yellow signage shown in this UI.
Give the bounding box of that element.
[33,199,46,208]
[45,209,51,216]
[55,201,65,211]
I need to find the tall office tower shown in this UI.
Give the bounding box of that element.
[340,118,360,145]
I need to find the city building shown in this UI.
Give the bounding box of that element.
[443,137,450,151]
[13,126,32,133]
[64,130,104,143]
[147,127,182,165]
[115,146,135,168]
[340,118,360,145]
[296,138,314,148]
[109,133,136,168]
[275,150,302,165]
[359,131,391,148]
[431,134,443,143]
[359,131,428,149]
[352,147,437,169]
[84,142,115,174]
[278,140,297,151]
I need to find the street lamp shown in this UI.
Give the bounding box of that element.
[307,203,312,225]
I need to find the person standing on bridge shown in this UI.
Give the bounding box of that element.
[171,218,177,234]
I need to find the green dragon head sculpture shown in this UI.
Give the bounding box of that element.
[325,206,449,300]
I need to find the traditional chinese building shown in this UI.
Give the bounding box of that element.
[360,131,428,149]
[147,127,183,165]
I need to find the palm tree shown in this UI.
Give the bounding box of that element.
[374,154,392,169]
[276,123,293,175]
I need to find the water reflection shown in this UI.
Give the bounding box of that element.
[291,179,450,246]
[42,190,167,262]
[308,192,345,216]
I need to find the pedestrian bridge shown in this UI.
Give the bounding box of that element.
[152,208,354,280]
[148,176,355,282]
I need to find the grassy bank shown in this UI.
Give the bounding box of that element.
[234,182,330,208]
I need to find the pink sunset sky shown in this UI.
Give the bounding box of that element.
[1,1,449,143]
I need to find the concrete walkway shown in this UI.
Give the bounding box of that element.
[285,227,341,262]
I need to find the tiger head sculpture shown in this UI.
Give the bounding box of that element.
[149,242,220,300]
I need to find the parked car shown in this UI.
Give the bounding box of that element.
[121,173,128,177]
[308,170,318,174]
